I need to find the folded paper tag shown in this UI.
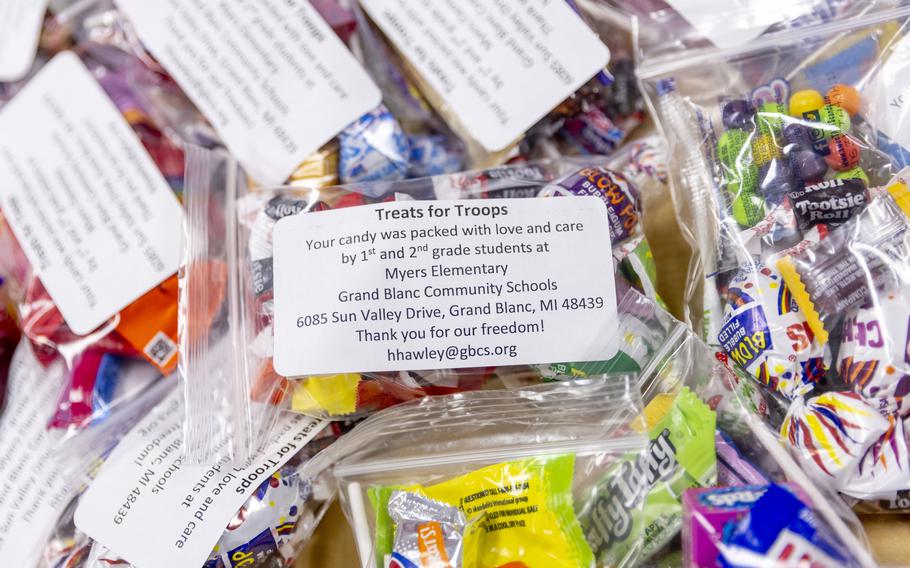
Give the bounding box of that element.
[359,0,609,152]
[0,53,183,335]
[116,0,381,185]
[75,391,325,568]
[0,0,47,81]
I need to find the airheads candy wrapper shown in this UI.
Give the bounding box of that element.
[579,388,716,566]
[538,166,640,244]
[718,484,860,568]
[683,483,805,568]
[370,454,594,568]
[388,491,467,568]
[715,431,770,487]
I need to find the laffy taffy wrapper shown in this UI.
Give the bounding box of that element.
[578,388,717,566]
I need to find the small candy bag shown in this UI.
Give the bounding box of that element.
[180,144,663,463]
[326,379,649,568]
[610,287,876,566]
[0,5,197,439]
[349,0,641,167]
[640,4,910,514]
[639,7,909,336]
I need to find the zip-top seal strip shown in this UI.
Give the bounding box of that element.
[333,437,645,481]
[637,4,910,80]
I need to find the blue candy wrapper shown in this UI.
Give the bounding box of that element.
[406,133,464,178]
[339,105,410,184]
[719,484,859,568]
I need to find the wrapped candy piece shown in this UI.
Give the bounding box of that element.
[718,484,860,568]
[388,491,467,568]
[777,181,910,344]
[715,431,770,486]
[339,104,410,184]
[48,349,107,430]
[781,391,889,488]
[406,133,464,178]
[538,166,641,245]
[561,105,627,156]
[287,142,340,189]
[717,263,828,400]
[205,468,332,568]
[683,483,806,568]
[837,287,910,415]
[847,414,910,501]
[625,139,668,185]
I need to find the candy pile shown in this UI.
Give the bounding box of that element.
[641,0,910,527]
[713,81,910,507]
[3,2,910,568]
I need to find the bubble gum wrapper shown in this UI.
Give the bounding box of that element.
[779,390,910,497]
[718,262,828,400]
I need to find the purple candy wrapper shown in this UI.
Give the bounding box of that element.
[716,431,770,486]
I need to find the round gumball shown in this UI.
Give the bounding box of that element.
[756,102,787,136]
[718,262,829,399]
[788,89,824,118]
[834,166,869,186]
[837,288,910,415]
[751,133,780,166]
[789,148,828,182]
[717,128,750,168]
[728,180,766,227]
[759,159,794,204]
[783,123,812,149]
[723,99,755,131]
[826,84,861,115]
[825,135,861,171]
[817,104,851,138]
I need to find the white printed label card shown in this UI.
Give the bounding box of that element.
[866,32,910,152]
[115,0,382,186]
[273,197,618,376]
[358,0,610,152]
[0,343,72,567]
[75,391,325,568]
[0,0,47,81]
[0,52,183,335]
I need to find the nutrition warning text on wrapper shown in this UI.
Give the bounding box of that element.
[273,197,618,376]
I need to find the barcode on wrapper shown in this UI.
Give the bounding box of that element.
[144,331,177,367]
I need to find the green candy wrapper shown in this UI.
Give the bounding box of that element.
[579,387,716,565]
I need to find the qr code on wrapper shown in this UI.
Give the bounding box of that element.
[144,331,177,367]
